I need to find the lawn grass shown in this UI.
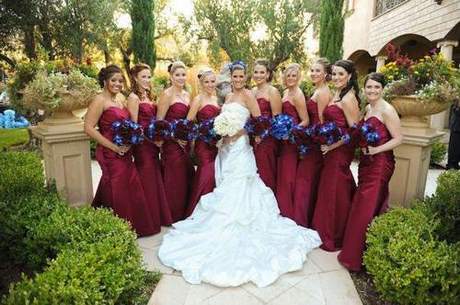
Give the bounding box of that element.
[0,128,29,150]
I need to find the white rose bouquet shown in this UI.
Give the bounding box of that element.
[213,107,247,137]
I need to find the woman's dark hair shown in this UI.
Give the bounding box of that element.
[98,64,123,88]
[315,58,332,82]
[254,58,273,82]
[334,59,360,103]
[364,72,386,88]
[129,63,153,100]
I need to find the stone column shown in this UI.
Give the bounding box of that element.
[430,40,459,132]
[31,111,93,207]
[389,117,444,207]
[375,55,387,71]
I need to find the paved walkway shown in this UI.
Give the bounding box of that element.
[90,161,442,305]
[139,228,362,305]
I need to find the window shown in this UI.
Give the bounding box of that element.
[375,0,408,16]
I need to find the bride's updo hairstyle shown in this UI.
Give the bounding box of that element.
[168,60,186,75]
[282,63,302,86]
[230,60,247,75]
[98,64,124,88]
[334,59,360,103]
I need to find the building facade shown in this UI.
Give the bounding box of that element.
[343,0,460,130]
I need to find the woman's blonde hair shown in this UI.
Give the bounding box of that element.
[168,60,186,75]
[282,63,302,85]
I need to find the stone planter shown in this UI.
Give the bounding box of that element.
[391,95,450,128]
[388,95,446,207]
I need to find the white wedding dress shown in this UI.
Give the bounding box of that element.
[158,102,322,288]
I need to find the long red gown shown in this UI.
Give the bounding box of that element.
[162,102,195,222]
[133,103,173,228]
[253,97,278,192]
[338,116,395,271]
[293,99,323,227]
[311,104,356,251]
[275,101,299,219]
[93,106,157,236]
[186,104,220,216]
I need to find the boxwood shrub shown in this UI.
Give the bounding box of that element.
[0,152,160,304]
[364,170,460,305]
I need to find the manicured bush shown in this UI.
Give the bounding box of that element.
[0,128,29,151]
[0,151,45,202]
[425,170,460,243]
[1,151,160,304]
[364,207,460,305]
[0,191,65,265]
[430,140,447,165]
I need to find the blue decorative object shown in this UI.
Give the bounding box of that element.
[270,114,295,140]
[0,109,29,129]
[111,119,144,146]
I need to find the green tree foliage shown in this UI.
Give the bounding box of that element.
[191,0,319,69]
[0,0,121,64]
[319,0,344,63]
[130,0,156,68]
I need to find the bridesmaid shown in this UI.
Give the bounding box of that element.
[276,63,309,219]
[84,65,157,236]
[185,69,220,216]
[312,59,360,251]
[338,73,402,271]
[251,59,281,192]
[293,58,332,227]
[157,61,195,222]
[127,63,172,230]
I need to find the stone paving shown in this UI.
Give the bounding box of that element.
[138,228,362,305]
[90,160,443,305]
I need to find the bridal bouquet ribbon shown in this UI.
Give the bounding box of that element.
[289,124,316,157]
[244,115,271,139]
[171,119,198,142]
[315,121,350,146]
[197,118,221,145]
[111,119,144,146]
[214,109,246,137]
[146,119,172,141]
[270,114,295,140]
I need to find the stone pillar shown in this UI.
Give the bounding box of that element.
[431,40,459,131]
[31,111,93,207]
[389,121,444,207]
[375,55,387,71]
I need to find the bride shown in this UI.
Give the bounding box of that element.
[158,61,322,288]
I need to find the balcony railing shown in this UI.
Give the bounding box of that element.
[375,0,408,16]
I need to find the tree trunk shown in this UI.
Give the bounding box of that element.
[23,27,37,60]
[0,54,16,68]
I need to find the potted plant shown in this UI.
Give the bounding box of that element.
[379,44,460,127]
[22,69,100,124]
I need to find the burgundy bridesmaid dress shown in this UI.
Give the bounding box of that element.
[162,102,195,222]
[338,117,395,271]
[186,104,220,216]
[93,107,157,236]
[275,101,300,219]
[133,103,173,228]
[311,104,356,251]
[293,99,323,227]
[253,97,278,192]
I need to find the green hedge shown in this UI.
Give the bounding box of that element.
[0,151,45,202]
[0,151,160,304]
[364,170,460,305]
[430,140,447,165]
